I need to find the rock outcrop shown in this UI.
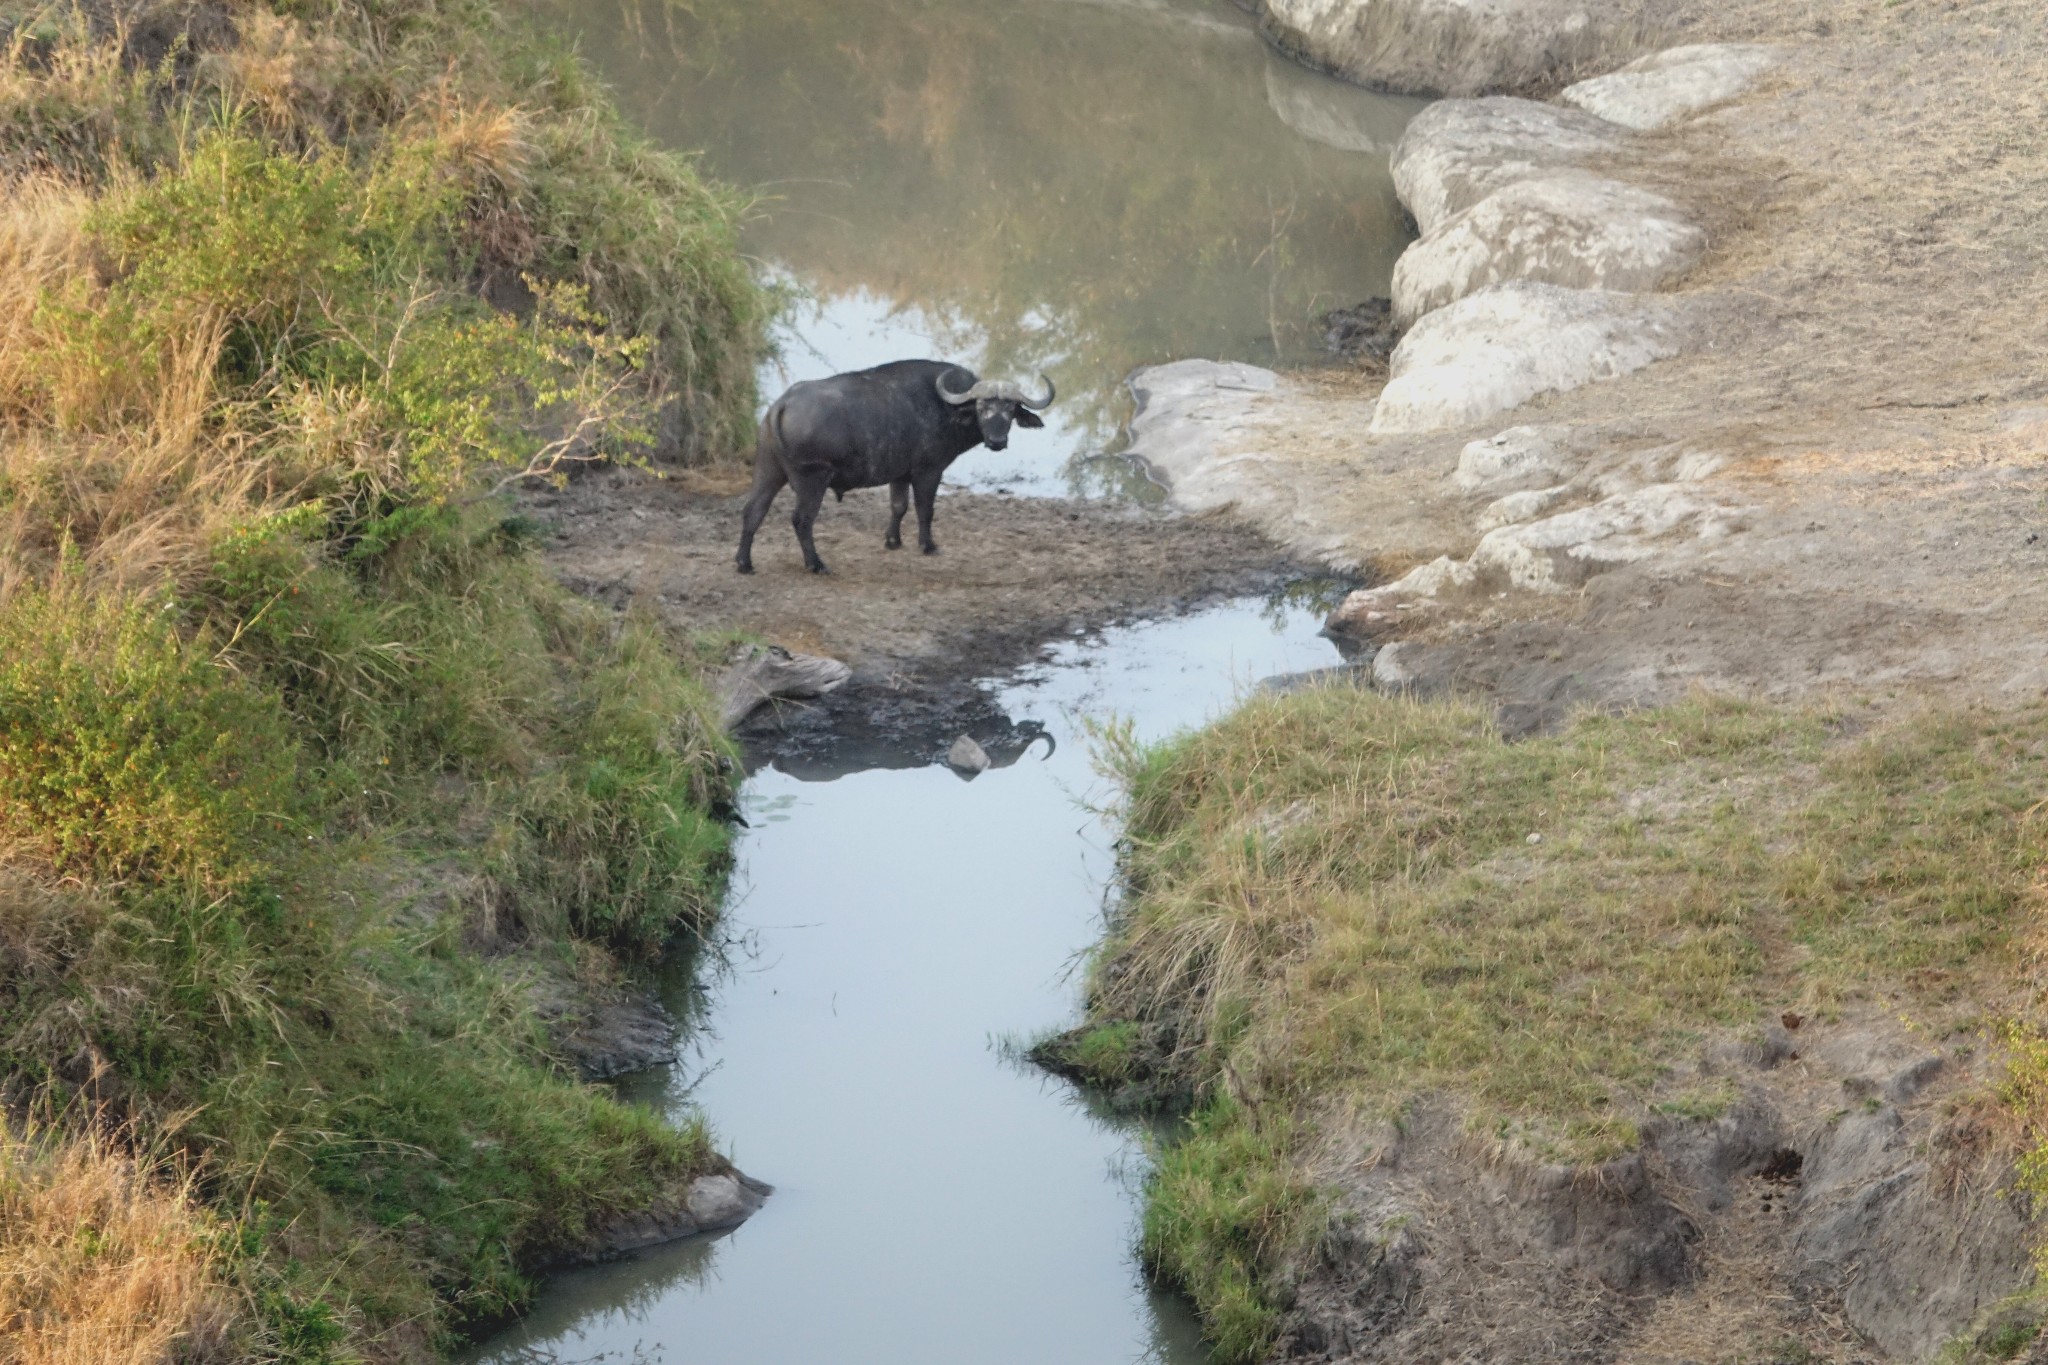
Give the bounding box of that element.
[1371,282,1684,434]
[1560,42,1779,129]
[1391,171,1703,325]
[589,1171,774,1258]
[1123,360,1282,516]
[1391,96,1631,236]
[1252,0,1646,99]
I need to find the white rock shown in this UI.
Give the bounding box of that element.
[685,1174,762,1231]
[1478,485,1571,530]
[1397,483,1749,597]
[1455,425,1571,492]
[946,735,992,774]
[1392,97,1630,236]
[1370,282,1685,436]
[1560,44,1778,130]
[1254,0,1627,100]
[1123,360,1287,514]
[1371,641,1415,690]
[1264,49,1420,154]
[1391,172,1703,327]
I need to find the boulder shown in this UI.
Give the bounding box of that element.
[1392,96,1631,235]
[1560,43,1778,130]
[591,1170,773,1257]
[946,734,992,775]
[685,1173,768,1232]
[1391,172,1703,326]
[1252,0,1639,100]
[1370,282,1685,435]
[1455,424,1572,491]
[1371,640,1417,689]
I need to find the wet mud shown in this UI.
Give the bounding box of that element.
[530,465,1330,766]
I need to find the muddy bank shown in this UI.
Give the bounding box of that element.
[528,466,1319,761]
[1280,1018,2032,1364]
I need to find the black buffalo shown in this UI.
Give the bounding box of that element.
[736,359,1055,575]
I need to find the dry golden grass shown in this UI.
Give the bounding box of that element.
[0,176,95,411]
[201,8,335,135]
[0,1120,236,1365]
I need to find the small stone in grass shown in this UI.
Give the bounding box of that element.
[1526,832,1543,845]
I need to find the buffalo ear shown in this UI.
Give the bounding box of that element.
[1015,409,1045,429]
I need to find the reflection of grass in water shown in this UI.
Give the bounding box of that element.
[1259,577,1359,628]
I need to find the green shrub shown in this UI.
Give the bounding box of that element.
[0,586,302,887]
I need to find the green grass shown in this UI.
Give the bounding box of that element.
[1067,687,2048,1359]
[0,2,770,1360]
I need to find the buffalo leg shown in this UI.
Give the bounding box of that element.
[736,458,788,574]
[912,475,941,555]
[789,472,832,574]
[884,478,910,550]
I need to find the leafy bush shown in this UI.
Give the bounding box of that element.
[0,586,301,888]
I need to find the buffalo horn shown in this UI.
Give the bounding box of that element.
[935,370,1057,410]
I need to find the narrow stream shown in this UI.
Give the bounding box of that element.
[472,601,1343,1364]
[477,1,1418,1358]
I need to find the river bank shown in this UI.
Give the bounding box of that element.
[0,2,773,1360]
[1052,0,2048,1360]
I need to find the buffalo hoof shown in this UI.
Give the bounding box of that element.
[921,544,941,556]
[808,562,830,575]
[884,538,902,551]
[736,562,754,575]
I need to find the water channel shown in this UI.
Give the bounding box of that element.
[477,2,1420,1359]
[474,602,1344,1365]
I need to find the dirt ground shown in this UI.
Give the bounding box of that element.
[526,465,1312,762]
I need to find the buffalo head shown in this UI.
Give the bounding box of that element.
[936,370,1056,451]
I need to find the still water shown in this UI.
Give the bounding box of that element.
[548,0,1422,493]
[468,600,1342,1364]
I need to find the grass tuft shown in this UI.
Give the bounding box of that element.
[0,1118,234,1365]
